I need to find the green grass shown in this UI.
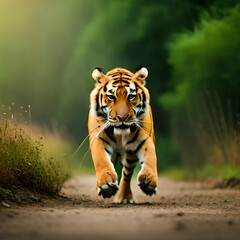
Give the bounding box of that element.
[0,187,13,198]
[0,120,69,194]
[161,164,240,180]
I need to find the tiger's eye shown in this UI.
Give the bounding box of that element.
[107,95,116,101]
[128,94,136,101]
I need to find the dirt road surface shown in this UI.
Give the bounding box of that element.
[0,176,240,240]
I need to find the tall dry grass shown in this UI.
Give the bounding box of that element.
[164,92,240,180]
[0,120,69,194]
[199,93,240,167]
[175,92,240,174]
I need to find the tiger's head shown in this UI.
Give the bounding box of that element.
[90,66,150,132]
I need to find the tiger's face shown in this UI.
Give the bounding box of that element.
[90,66,150,132]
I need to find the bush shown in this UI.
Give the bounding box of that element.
[0,121,68,194]
[159,5,240,168]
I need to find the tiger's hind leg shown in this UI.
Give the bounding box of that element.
[117,155,138,203]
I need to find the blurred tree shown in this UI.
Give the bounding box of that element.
[1,0,239,170]
[0,0,97,123]
[160,4,240,166]
[59,0,207,140]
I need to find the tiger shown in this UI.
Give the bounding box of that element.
[88,66,158,203]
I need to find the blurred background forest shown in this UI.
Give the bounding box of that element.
[1,0,240,178]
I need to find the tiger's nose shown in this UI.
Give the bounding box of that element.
[117,113,129,122]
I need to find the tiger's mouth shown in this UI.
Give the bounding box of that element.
[107,115,139,132]
[108,121,138,133]
[114,123,131,129]
[109,119,136,127]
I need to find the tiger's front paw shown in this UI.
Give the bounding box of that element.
[96,170,119,198]
[137,168,157,196]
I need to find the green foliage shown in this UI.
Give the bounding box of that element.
[59,0,205,137]
[159,4,240,168]
[161,165,240,180]
[1,0,240,174]
[0,121,68,194]
[155,134,181,170]
[0,0,211,172]
[160,5,240,111]
[0,0,96,124]
[0,187,13,198]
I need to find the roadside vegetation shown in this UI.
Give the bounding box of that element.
[159,5,240,180]
[0,1,240,183]
[0,120,69,196]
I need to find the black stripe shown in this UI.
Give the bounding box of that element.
[134,82,146,108]
[126,158,138,164]
[136,110,145,118]
[142,90,146,102]
[96,92,105,117]
[109,89,114,94]
[104,127,116,143]
[116,152,121,161]
[116,152,121,157]
[134,139,147,154]
[130,88,136,93]
[95,86,107,118]
[136,103,142,108]
[115,124,130,129]
[99,137,110,145]
[123,171,133,177]
[96,112,106,118]
[130,124,137,132]
[139,93,142,102]
[101,105,107,111]
[127,129,140,144]
[125,165,135,171]
[112,80,121,84]
[134,82,146,109]
[103,83,108,92]
[95,92,100,112]
[105,148,111,154]
[142,91,146,109]
[127,139,147,155]
[124,178,131,182]
[105,125,114,134]
[134,82,139,90]
[122,80,130,84]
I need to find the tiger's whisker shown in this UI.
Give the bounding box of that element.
[71,123,104,159]
[136,122,151,138]
[72,121,110,164]
[137,120,152,125]
[96,121,110,138]
[89,121,111,149]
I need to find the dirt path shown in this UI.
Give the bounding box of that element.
[0,176,240,240]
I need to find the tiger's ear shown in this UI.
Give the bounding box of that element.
[133,66,148,85]
[92,67,106,83]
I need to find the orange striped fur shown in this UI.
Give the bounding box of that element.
[89,67,158,202]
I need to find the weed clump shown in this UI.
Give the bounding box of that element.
[0,120,68,194]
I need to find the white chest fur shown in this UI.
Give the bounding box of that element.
[113,128,131,153]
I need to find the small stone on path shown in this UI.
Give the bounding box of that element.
[1,201,10,208]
